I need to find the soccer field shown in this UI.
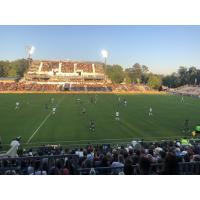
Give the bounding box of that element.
[0,93,200,147]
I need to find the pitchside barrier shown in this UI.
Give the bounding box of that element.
[1,154,200,175]
[0,154,79,175]
[77,162,200,175]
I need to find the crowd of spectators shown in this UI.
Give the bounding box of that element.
[108,83,150,92]
[41,61,59,72]
[28,61,102,74]
[0,81,154,92]
[95,64,104,73]
[61,62,74,73]
[0,82,61,91]
[1,137,200,175]
[170,85,200,98]
[76,63,93,73]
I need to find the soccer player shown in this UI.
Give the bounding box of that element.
[90,96,94,104]
[124,99,127,107]
[51,97,54,104]
[118,97,121,103]
[181,96,184,103]
[149,107,153,116]
[94,95,97,104]
[82,107,86,115]
[15,102,20,110]
[52,107,56,115]
[77,98,80,103]
[115,111,120,120]
[183,119,190,134]
[90,120,95,132]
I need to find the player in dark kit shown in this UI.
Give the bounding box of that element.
[89,120,95,132]
[82,107,86,115]
[183,119,190,134]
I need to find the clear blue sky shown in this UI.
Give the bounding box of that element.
[0,25,200,74]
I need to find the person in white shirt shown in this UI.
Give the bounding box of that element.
[15,102,20,109]
[52,107,56,115]
[149,107,153,116]
[115,111,120,120]
[6,136,21,158]
[181,96,184,103]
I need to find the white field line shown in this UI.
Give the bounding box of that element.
[26,96,65,144]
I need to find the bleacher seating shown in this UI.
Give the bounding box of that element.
[28,61,40,72]
[76,63,93,73]
[41,61,59,72]
[61,62,74,73]
[95,64,104,73]
[170,85,200,97]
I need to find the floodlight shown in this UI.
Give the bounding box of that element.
[101,49,108,58]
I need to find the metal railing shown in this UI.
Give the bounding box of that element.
[0,154,79,175]
[77,162,200,175]
[1,154,200,175]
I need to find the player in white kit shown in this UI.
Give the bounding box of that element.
[115,111,120,120]
[52,107,56,115]
[15,102,20,109]
[149,107,153,116]
[181,96,184,103]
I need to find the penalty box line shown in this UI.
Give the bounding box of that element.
[26,95,65,144]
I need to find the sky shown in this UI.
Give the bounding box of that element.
[0,25,200,75]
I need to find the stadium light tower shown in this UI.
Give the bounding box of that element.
[26,45,35,59]
[25,45,35,68]
[101,49,108,67]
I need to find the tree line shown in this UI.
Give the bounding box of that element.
[0,59,199,90]
[162,66,200,88]
[105,63,200,89]
[0,59,29,78]
[105,63,162,89]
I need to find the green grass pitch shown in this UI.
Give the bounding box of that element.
[0,93,200,147]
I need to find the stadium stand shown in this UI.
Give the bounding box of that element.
[170,85,200,98]
[61,62,74,73]
[25,60,106,83]
[1,138,200,175]
[76,63,93,73]
[0,81,153,92]
[0,59,155,92]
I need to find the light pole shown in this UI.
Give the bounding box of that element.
[101,49,108,82]
[26,45,35,67]
[101,49,108,69]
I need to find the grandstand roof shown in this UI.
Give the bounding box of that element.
[33,60,103,64]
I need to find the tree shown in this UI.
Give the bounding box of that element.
[132,63,142,83]
[178,66,188,85]
[141,65,149,84]
[188,66,197,85]
[147,74,162,89]
[123,71,132,83]
[106,64,125,84]
[16,59,29,77]
[162,73,180,88]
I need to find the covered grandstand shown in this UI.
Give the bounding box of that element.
[25,60,107,83]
